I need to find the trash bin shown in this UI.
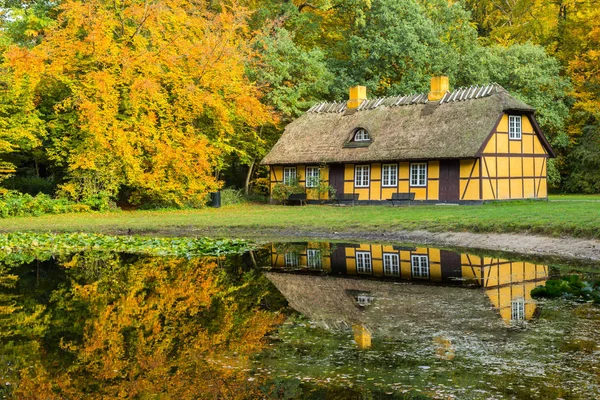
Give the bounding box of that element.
[210,191,221,208]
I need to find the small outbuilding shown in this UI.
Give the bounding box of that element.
[261,77,555,204]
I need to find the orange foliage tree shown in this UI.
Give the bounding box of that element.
[9,254,284,399]
[4,0,273,206]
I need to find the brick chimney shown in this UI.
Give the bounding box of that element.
[347,85,367,109]
[428,76,449,101]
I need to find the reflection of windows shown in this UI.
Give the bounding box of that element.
[383,253,400,276]
[509,115,522,140]
[410,163,427,187]
[356,251,372,274]
[307,249,322,269]
[382,164,398,187]
[411,255,429,278]
[306,167,320,188]
[355,165,370,187]
[283,167,296,185]
[511,298,525,321]
[284,252,299,267]
[356,294,374,307]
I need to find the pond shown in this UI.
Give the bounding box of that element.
[1,240,599,399]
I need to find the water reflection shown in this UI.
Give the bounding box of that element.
[0,242,598,399]
[269,242,548,325]
[0,253,285,399]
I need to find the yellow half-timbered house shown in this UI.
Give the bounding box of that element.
[262,77,555,204]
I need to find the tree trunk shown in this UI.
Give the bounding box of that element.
[244,159,255,196]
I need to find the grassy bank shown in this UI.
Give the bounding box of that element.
[0,198,599,239]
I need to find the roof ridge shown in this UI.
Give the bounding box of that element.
[307,83,507,113]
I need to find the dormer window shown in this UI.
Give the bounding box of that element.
[353,128,370,142]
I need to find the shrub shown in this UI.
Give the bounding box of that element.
[0,190,93,218]
[220,188,245,205]
[271,182,304,203]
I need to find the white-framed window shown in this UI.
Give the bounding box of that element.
[355,165,370,187]
[356,251,372,274]
[511,298,525,321]
[382,164,398,187]
[284,252,299,267]
[283,167,297,185]
[356,294,374,307]
[410,163,427,187]
[305,167,320,188]
[306,249,322,269]
[383,253,400,276]
[353,128,370,141]
[411,255,429,278]
[509,115,522,140]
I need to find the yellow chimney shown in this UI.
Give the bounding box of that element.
[352,324,372,350]
[347,85,367,109]
[428,76,449,101]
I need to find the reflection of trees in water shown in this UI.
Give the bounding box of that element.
[0,253,286,399]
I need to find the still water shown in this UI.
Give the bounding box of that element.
[1,241,599,399]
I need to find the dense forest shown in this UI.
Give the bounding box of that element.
[0,0,598,208]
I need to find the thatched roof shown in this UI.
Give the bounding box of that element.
[262,84,540,165]
[265,272,505,338]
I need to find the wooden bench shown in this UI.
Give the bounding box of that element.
[334,193,359,206]
[387,192,415,206]
[287,193,307,206]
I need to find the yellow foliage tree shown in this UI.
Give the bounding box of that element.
[11,255,284,399]
[6,0,273,206]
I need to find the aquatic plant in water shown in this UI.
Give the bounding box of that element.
[531,275,600,303]
[0,232,255,264]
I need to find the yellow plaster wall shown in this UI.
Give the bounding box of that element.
[428,161,440,179]
[460,159,480,201]
[478,114,550,200]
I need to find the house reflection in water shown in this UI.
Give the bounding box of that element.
[268,242,549,349]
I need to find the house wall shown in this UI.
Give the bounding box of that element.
[270,165,331,201]
[270,161,472,201]
[479,114,549,200]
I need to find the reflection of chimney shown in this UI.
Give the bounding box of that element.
[428,76,449,101]
[352,324,372,349]
[347,86,367,109]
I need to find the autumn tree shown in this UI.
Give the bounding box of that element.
[1,0,274,206]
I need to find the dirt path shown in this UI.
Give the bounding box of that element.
[187,227,600,263]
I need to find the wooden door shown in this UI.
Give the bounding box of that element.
[330,244,348,274]
[440,250,462,283]
[329,164,345,198]
[439,160,460,202]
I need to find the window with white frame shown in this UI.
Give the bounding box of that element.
[307,249,322,269]
[509,115,522,140]
[356,251,372,274]
[410,163,427,187]
[383,253,400,276]
[511,298,525,321]
[355,165,370,187]
[382,164,398,187]
[306,167,320,188]
[284,252,299,267]
[353,128,370,141]
[283,167,297,185]
[356,294,374,307]
[411,255,429,278]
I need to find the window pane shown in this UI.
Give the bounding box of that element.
[355,166,369,187]
[306,167,319,188]
[284,167,296,185]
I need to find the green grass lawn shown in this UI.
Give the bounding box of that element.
[1,199,599,239]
